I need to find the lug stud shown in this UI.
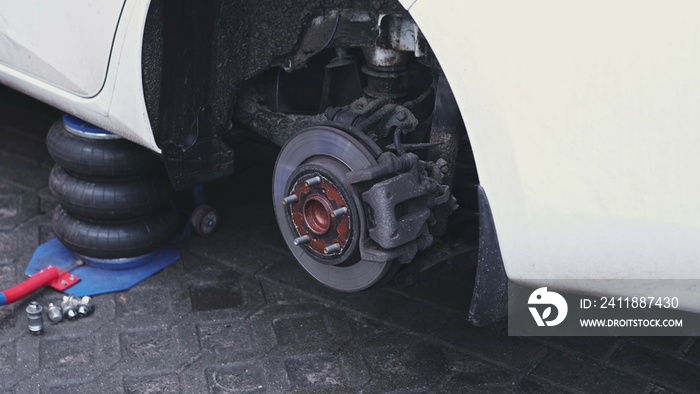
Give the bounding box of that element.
[331,207,348,218]
[305,176,321,187]
[294,235,311,246]
[324,243,341,254]
[282,194,298,205]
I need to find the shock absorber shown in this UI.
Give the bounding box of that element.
[361,47,410,100]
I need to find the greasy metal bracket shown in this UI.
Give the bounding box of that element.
[325,97,419,139]
[468,186,508,326]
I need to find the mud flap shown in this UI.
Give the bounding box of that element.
[468,186,508,326]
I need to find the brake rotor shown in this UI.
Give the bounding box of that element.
[273,126,392,291]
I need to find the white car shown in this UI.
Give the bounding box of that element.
[2,0,699,324]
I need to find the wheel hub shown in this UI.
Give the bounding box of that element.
[284,167,353,261]
[303,195,332,235]
[273,125,393,292]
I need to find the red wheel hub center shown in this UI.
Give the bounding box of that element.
[303,195,333,235]
[285,173,352,257]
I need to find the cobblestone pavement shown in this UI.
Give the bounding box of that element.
[1,88,700,393]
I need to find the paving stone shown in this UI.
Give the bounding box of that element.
[434,318,546,371]
[42,379,120,394]
[123,373,181,394]
[0,263,17,288]
[258,279,319,306]
[256,255,349,305]
[40,337,96,369]
[256,304,353,357]
[285,354,348,387]
[0,151,50,191]
[273,314,334,345]
[631,336,689,354]
[0,88,58,154]
[0,341,16,371]
[0,215,51,258]
[181,229,284,276]
[359,341,450,393]
[346,314,395,339]
[610,343,700,392]
[0,180,39,232]
[190,282,245,312]
[1,335,41,392]
[0,305,19,332]
[36,186,56,216]
[120,330,180,361]
[644,383,678,394]
[440,356,521,392]
[532,350,646,393]
[37,223,55,245]
[513,378,566,394]
[683,338,700,365]
[0,342,19,390]
[538,336,621,361]
[0,253,13,266]
[116,288,177,321]
[197,321,260,357]
[341,289,452,335]
[0,125,54,168]
[205,363,267,394]
[394,252,477,313]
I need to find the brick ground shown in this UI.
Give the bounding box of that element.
[1,87,699,393]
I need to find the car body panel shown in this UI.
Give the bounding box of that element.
[0,1,125,97]
[407,1,700,304]
[0,0,159,151]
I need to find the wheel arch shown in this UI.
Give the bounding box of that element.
[142,0,507,323]
[404,1,511,325]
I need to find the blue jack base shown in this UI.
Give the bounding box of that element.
[25,238,181,297]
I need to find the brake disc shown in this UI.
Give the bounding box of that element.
[273,126,393,291]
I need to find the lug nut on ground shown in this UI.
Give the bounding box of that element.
[61,295,80,321]
[26,302,44,335]
[46,303,63,323]
[77,296,94,317]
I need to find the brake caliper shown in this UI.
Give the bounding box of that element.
[348,151,451,264]
[323,97,457,264]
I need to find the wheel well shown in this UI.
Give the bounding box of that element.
[141,0,499,316]
[141,0,474,187]
[141,0,481,246]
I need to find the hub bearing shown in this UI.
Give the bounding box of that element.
[273,126,392,291]
[285,160,356,264]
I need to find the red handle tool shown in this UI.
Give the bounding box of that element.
[0,262,82,306]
